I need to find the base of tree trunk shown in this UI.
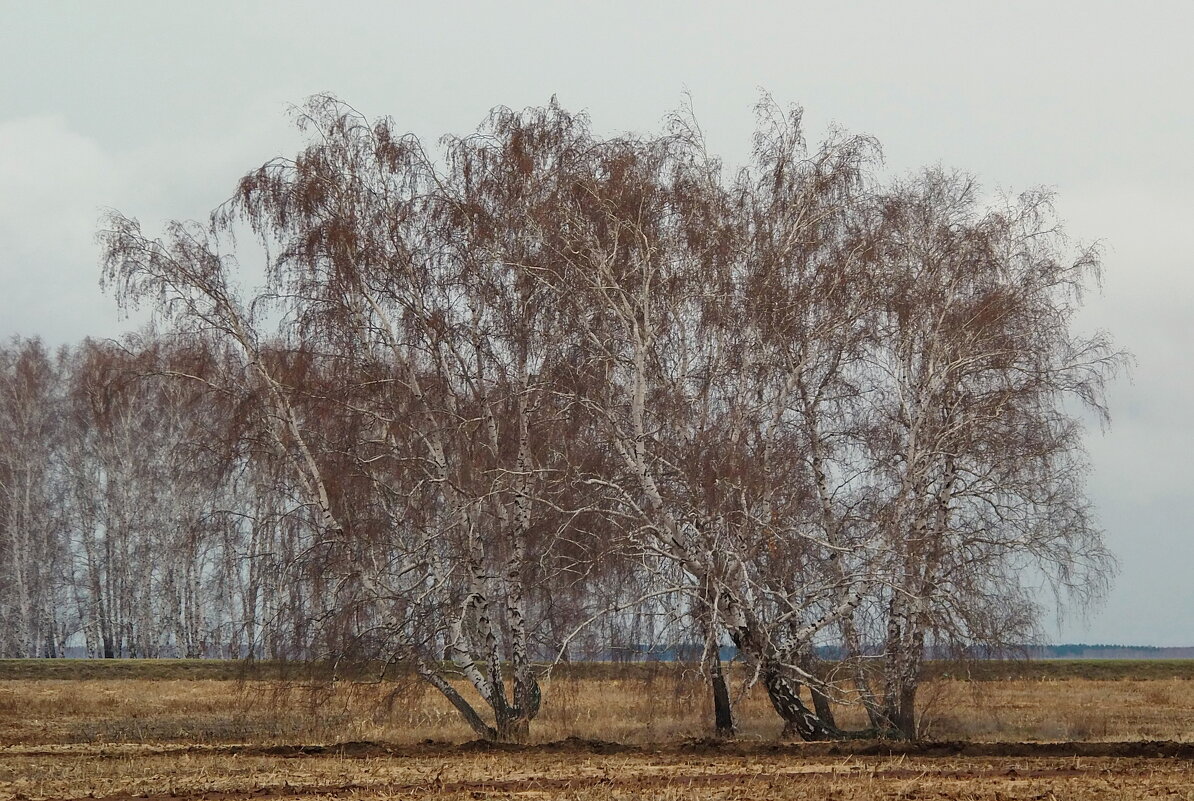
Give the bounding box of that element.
[764,671,836,741]
[711,669,735,738]
[495,716,531,744]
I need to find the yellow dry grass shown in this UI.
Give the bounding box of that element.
[4,673,1194,800]
[1,672,1193,746]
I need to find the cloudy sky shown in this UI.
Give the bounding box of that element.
[2,1,1191,645]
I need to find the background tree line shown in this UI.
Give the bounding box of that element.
[0,95,1124,742]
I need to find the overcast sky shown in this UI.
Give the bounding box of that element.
[2,1,1191,645]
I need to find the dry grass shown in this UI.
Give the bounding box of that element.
[1,670,1193,747]
[917,678,1194,742]
[4,670,1194,800]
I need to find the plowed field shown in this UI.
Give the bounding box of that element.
[6,739,1194,800]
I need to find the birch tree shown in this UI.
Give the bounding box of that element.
[100,97,599,741]
[546,101,891,739]
[0,339,68,657]
[864,170,1122,737]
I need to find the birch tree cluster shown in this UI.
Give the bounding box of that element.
[0,95,1122,742]
[0,336,321,661]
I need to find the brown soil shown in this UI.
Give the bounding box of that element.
[9,736,1194,761]
[36,768,1108,801]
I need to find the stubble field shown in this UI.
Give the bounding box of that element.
[3,661,1194,800]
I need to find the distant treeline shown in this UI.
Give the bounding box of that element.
[1021,644,1194,660]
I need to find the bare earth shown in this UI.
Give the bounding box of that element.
[7,741,1194,801]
